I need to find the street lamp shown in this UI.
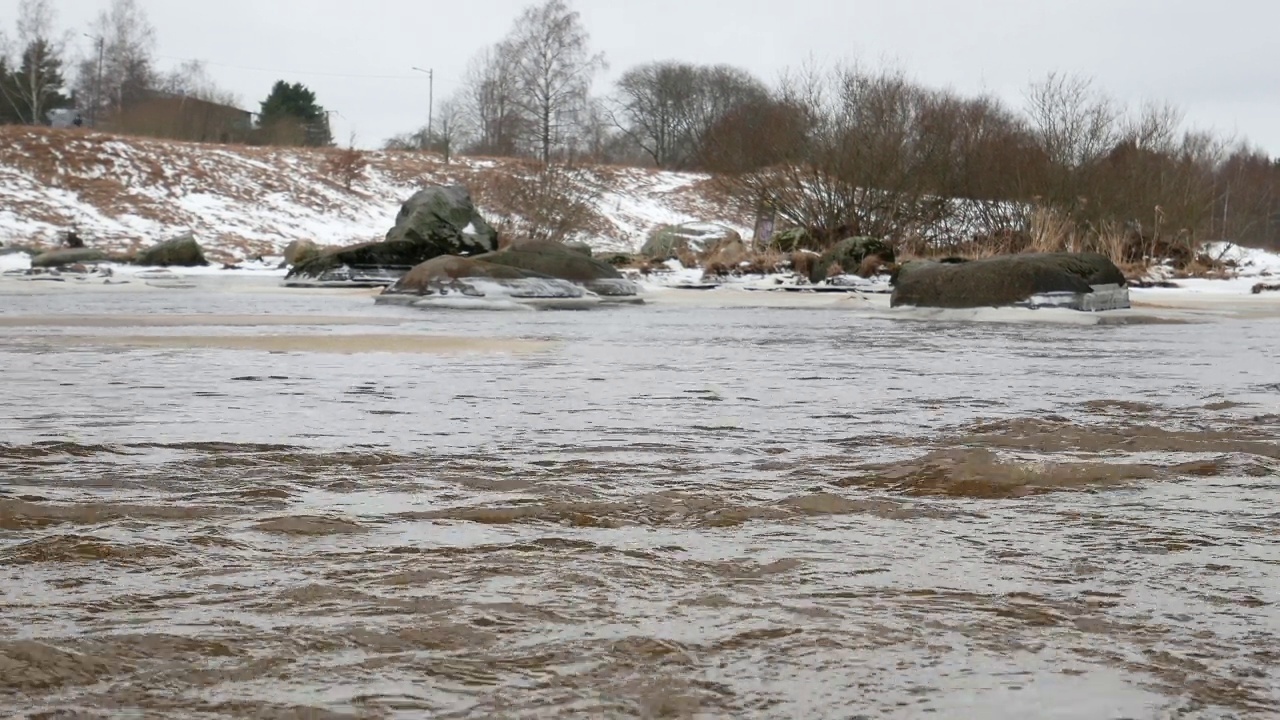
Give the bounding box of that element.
[83,33,104,127]
[411,66,433,142]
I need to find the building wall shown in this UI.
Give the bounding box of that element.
[103,96,252,144]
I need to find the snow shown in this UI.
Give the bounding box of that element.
[0,130,749,261]
[1203,241,1280,277]
[0,251,32,273]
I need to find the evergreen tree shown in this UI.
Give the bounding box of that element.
[8,38,72,123]
[258,81,331,147]
[0,59,22,124]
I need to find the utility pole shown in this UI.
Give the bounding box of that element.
[83,33,104,127]
[411,67,433,144]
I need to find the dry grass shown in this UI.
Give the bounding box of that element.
[896,206,1233,280]
[321,146,370,191]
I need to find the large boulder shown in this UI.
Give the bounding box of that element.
[564,241,593,257]
[810,237,895,283]
[641,223,741,259]
[377,255,599,310]
[135,232,208,267]
[288,185,498,281]
[384,185,498,253]
[476,240,640,298]
[890,252,1128,310]
[282,239,321,266]
[30,247,108,268]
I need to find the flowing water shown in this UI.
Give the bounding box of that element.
[1,280,1278,719]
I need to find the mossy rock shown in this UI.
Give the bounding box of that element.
[385,185,498,254]
[889,252,1126,309]
[564,241,593,257]
[641,223,740,259]
[289,184,498,280]
[135,232,208,267]
[30,248,108,268]
[476,240,622,282]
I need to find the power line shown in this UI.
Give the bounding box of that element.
[154,54,424,81]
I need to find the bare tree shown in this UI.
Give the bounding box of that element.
[1024,72,1120,169]
[609,61,768,169]
[610,61,697,167]
[432,97,470,163]
[154,59,240,107]
[0,0,72,124]
[382,95,469,163]
[74,0,157,121]
[505,0,606,162]
[459,42,523,156]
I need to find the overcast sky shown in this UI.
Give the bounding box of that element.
[7,0,1279,154]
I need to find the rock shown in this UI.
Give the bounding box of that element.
[890,252,1129,310]
[288,185,497,281]
[135,232,208,267]
[385,185,498,253]
[641,223,741,259]
[30,248,108,268]
[476,240,641,299]
[1252,282,1280,295]
[377,255,600,310]
[564,241,593,257]
[282,239,320,266]
[810,237,896,283]
[379,239,643,307]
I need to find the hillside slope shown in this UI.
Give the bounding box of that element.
[0,127,747,263]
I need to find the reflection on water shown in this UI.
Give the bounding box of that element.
[1,286,1279,719]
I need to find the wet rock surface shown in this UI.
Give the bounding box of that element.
[380,240,642,307]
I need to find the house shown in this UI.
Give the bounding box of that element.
[102,91,253,144]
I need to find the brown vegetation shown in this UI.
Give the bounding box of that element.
[101,94,252,144]
[701,65,1280,268]
[470,160,607,245]
[321,142,369,192]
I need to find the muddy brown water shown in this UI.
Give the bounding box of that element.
[1,282,1279,719]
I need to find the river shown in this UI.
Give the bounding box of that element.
[1,278,1278,719]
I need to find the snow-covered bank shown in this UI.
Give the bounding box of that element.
[0,126,746,262]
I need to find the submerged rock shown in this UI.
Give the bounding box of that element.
[287,184,498,283]
[890,252,1129,310]
[30,248,108,268]
[134,232,208,267]
[377,255,600,310]
[476,240,641,299]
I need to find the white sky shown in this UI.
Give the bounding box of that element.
[6,0,1278,154]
